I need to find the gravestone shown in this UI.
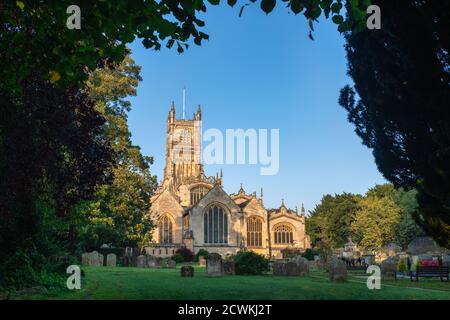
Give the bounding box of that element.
[146,255,162,268]
[206,253,223,277]
[272,261,286,276]
[284,261,301,276]
[106,253,117,267]
[137,255,146,268]
[81,251,103,266]
[167,260,176,269]
[199,256,207,267]
[81,252,90,266]
[294,256,310,276]
[223,261,235,275]
[381,256,399,279]
[328,258,347,282]
[181,265,194,277]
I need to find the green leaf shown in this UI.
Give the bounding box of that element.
[260,0,276,14]
[208,0,220,5]
[16,1,25,10]
[331,2,343,14]
[227,0,238,7]
[332,14,344,25]
[290,0,304,15]
[194,37,202,46]
[166,39,175,49]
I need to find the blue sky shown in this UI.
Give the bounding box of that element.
[127,4,386,213]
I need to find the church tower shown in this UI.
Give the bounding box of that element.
[162,101,203,191]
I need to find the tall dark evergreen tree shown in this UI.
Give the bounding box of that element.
[0,78,113,288]
[339,0,450,247]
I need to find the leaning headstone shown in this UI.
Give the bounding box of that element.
[106,253,117,267]
[272,261,287,276]
[293,256,310,276]
[199,256,207,267]
[137,255,146,268]
[328,258,347,282]
[206,253,223,277]
[181,265,194,277]
[167,260,176,269]
[223,261,235,275]
[381,256,399,279]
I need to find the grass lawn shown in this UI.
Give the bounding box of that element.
[17,266,450,300]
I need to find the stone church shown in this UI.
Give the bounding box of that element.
[145,102,310,259]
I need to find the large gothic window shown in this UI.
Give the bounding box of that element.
[273,224,294,244]
[158,216,173,244]
[247,217,263,247]
[204,206,228,244]
[190,186,209,205]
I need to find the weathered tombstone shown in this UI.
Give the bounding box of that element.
[97,251,105,266]
[106,253,117,267]
[223,261,235,275]
[137,255,146,268]
[272,261,287,276]
[294,256,310,276]
[167,260,176,269]
[328,258,347,282]
[181,265,194,277]
[81,252,90,266]
[146,255,162,268]
[284,261,301,276]
[81,251,103,266]
[206,253,223,277]
[199,256,207,267]
[381,256,399,279]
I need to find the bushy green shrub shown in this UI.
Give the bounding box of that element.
[397,258,407,272]
[176,247,194,262]
[195,249,209,261]
[171,253,184,263]
[301,248,317,261]
[233,251,270,275]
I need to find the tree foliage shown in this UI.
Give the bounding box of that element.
[0,77,112,288]
[338,0,450,247]
[307,184,425,250]
[1,0,370,92]
[351,193,402,249]
[307,193,362,247]
[75,54,158,250]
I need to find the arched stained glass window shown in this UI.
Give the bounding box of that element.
[158,216,173,244]
[247,217,263,247]
[273,224,294,244]
[204,206,227,244]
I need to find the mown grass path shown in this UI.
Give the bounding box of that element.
[20,266,450,300]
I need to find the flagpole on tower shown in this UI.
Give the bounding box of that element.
[182,87,186,120]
